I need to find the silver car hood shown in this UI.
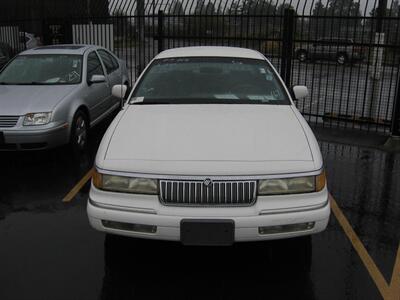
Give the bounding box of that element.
[0,84,79,116]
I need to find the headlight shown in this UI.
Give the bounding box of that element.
[23,112,52,126]
[93,170,158,195]
[258,171,326,195]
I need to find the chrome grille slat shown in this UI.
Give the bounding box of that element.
[160,180,257,206]
[0,116,19,128]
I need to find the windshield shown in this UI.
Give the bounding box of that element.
[0,54,83,85]
[132,57,289,104]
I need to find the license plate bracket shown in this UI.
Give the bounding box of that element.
[180,219,234,246]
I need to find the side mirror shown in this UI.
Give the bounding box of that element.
[112,84,128,99]
[89,74,106,84]
[292,85,309,100]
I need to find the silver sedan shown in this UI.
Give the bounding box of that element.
[0,45,130,151]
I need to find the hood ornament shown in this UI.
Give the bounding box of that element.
[203,178,213,187]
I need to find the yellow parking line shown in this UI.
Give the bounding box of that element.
[389,246,400,300]
[62,168,94,203]
[330,194,390,299]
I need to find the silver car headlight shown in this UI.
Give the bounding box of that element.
[93,170,158,195]
[258,172,326,195]
[23,112,52,126]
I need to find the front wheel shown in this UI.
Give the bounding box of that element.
[336,53,348,65]
[297,50,308,62]
[70,110,89,152]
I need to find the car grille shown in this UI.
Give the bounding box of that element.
[160,179,257,206]
[0,116,19,128]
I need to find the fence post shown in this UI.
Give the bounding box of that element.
[158,10,164,53]
[366,0,387,121]
[280,8,295,86]
[391,71,400,136]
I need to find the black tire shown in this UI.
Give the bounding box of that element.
[70,110,89,152]
[336,53,348,65]
[297,50,308,62]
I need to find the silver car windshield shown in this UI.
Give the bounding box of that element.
[0,54,83,85]
[132,57,289,105]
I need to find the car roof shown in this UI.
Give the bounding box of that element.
[20,44,98,55]
[155,46,265,60]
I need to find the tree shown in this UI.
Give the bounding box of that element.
[310,0,328,37]
[169,0,185,15]
[204,2,217,15]
[113,9,134,40]
[276,3,296,15]
[310,0,361,38]
[194,0,206,14]
[189,0,220,36]
[312,0,326,16]
[241,0,276,15]
[238,0,278,38]
[326,0,361,17]
[368,0,400,46]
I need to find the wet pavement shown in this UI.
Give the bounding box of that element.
[0,117,399,300]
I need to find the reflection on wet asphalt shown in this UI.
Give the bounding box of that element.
[0,120,398,300]
[322,141,400,283]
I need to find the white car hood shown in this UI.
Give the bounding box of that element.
[101,104,316,176]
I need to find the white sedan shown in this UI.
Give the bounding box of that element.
[88,46,330,247]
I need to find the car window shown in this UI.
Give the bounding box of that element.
[0,54,83,85]
[133,57,289,105]
[87,51,104,81]
[110,54,119,70]
[98,50,118,74]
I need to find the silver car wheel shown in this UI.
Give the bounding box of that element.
[75,116,87,148]
[337,55,346,65]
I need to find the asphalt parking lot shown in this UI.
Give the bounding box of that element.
[0,116,399,300]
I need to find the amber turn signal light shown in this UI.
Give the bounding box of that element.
[316,171,326,192]
[92,169,103,189]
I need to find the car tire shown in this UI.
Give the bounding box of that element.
[70,110,89,152]
[337,53,347,65]
[297,50,308,62]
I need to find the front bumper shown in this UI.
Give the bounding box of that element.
[0,122,69,150]
[87,185,331,243]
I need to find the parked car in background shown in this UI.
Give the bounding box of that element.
[0,44,130,151]
[0,42,13,69]
[295,38,365,64]
[88,47,330,260]
[20,32,41,50]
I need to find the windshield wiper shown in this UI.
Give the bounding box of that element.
[19,82,47,85]
[0,81,48,85]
